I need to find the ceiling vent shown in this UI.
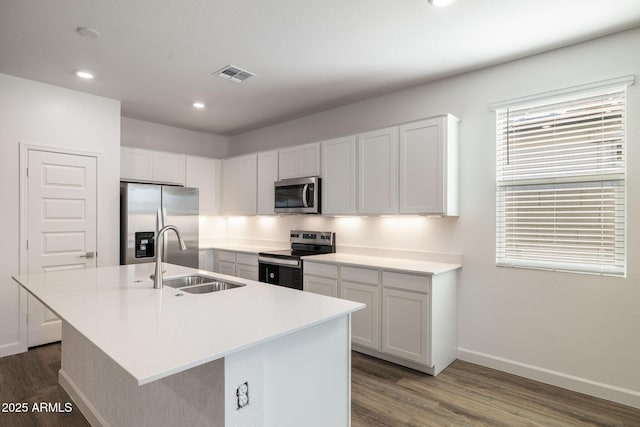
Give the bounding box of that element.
[214,65,255,83]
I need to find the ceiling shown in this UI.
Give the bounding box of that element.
[2,1,640,136]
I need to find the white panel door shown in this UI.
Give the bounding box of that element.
[186,155,221,214]
[120,146,152,182]
[358,127,398,214]
[151,151,185,185]
[341,280,379,349]
[222,154,257,215]
[27,150,97,346]
[277,147,298,180]
[399,117,443,214]
[257,150,278,215]
[382,288,430,366]
[322,136,357,215]
[298,143,320,177]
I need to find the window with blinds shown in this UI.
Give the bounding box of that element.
[495,82,628,276]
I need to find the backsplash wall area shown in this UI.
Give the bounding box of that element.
[210,215,461,262]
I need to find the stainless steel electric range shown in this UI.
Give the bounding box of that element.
[258,230,335,290]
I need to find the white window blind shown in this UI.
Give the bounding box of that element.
[496,83,628,276]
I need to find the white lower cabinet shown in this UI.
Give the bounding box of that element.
[303,260,457,375]
[304,275,338,297]
[236,254,259,281]
[199,249,214,272]
[341,280,379,349]
[303,262,338,297]
[382,288,430,365]
[212,250,258,280]
[218,260,236,276]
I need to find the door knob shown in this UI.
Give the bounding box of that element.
[79,251,95,259]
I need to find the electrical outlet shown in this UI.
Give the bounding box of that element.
[236,381,249,409]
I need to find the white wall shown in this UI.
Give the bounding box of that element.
[0,73,121,356]
[224,28,640,407]
[121,116,228,158]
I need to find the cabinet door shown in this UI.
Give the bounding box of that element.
[222,154,257,215]
[278,147,299,180]
[199,249,214,272]
[257,150,278,215]
[341,281,379,349]
[151,151,186,185]
[298,142,320,177]
[303,275,338,297]
[322,136,357,215]
[218,260,236,276]
[121,147,152,182]
[382,288,430,366]
[278,143,320,179]
[358,127,398,214]
[186,156,221,214]
[236,254,258,281]
[399,117,443,214]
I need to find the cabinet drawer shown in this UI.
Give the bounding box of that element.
[303,262,338,279]
[236,253,257,266]
[382,271,430,294]
[236,263,258,281]
[218,250,236,262]
[341,266,379,285]
[303,275,338,297]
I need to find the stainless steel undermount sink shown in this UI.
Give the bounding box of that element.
[163,274,245,294]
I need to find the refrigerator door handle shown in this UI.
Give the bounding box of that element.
[156,207,163,232]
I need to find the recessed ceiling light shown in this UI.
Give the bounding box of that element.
[428,0,456,6]
[75,70,95,80]
[192,102,206,109]
[76,26,101,39]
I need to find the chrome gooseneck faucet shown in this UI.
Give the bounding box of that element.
[153,225,187,289]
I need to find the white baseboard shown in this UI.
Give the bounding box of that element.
[457,347,640,410]
[59,369,109,427]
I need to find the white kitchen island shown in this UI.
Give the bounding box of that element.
[13,263,363,427]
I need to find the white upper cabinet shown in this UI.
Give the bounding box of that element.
[357,127,398,214]
[121,147,185,185]
[278,142,320,179]
[399,115,458,216]
[185,155,221,215]
[222,153,257,215]
[321,136,357,215]
[257,150,279,215]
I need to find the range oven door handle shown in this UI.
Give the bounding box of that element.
[258,256,301,268]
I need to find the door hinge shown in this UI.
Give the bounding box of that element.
[26,240,29,250]
[26,167,28,178]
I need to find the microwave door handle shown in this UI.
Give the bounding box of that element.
[302,184,309,208]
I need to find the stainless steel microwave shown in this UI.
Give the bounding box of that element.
[274,177,321,214]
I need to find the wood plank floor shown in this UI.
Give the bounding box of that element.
[0,343,89,427]
[351,352,640,426]
[1,343,639,426]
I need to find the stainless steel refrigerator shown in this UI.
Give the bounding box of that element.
[120,182,199,268]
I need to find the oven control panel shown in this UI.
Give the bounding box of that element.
[290,230,334,246]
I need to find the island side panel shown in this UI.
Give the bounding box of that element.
[225,314,352,427]
[59,322,225,427]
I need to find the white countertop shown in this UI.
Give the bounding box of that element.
[199,242,285,253]
[13,263,362,385]
[301,253,461,275]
